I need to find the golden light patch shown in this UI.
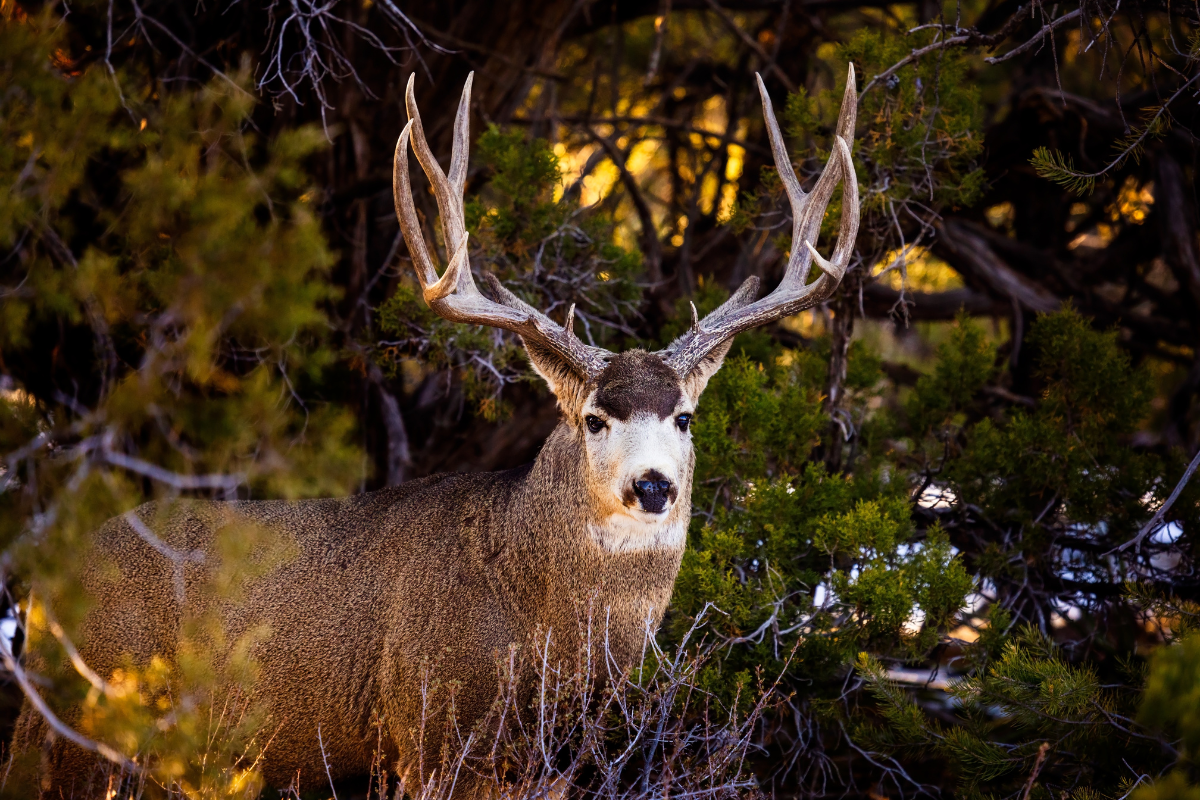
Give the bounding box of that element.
[874,247,963,292]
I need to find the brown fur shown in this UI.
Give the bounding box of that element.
[593,351,682,421]
[12,354,696,797]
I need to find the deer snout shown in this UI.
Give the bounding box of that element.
[631,470,676,514]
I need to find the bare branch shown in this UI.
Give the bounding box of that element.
[1113,447,1200,553]
[860,34,972,99]
[588,129,665,283]
[986,9,1084,64]
[0,646,139,775]
[100,449,244,494]
[317,724,340,800]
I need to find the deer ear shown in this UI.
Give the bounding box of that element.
[680,338,733,403]
[523,339,588,412]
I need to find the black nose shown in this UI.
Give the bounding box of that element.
[632,471,674,514]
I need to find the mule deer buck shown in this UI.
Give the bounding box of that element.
[13,67,859,796]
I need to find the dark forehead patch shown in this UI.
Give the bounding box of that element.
[592,350,682,421]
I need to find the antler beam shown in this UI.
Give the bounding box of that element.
[659,65,860,377]
[393,73,611,378]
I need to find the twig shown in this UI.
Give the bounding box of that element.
[100,449,245,494]
[1113,447,1200,552]
[588,129,664,282]
[317,723,339,800]
[1038,70,1200,185]
[1020,742,1051,800]
[121,509,206,603]
[644,0,671,86]
[43,611,113,697]
[128,0,253,99]
[860,35,972,99]
[986,9,1083,63]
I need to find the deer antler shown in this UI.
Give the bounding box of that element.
[659,65,859,377]
[393,72,611,378]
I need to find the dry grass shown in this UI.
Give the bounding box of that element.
[9,604,781,800]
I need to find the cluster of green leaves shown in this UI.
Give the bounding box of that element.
[661,300,1199,795]
[1032,105,1174,196]
[376,125,643,419]
[665,297,974,704]
[835,29,985,215]
[1136,628,1200,799]
[856,624,1160,798]
[1,6,359,795]
[729,26,984,269]
[945,309,1160,586]
[828,308,1195,796]
[856,611,1200,800]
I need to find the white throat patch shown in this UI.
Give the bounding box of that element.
[588,515,687,554]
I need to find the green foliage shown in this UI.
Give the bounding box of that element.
[1133,772,1200,800]
[0,6,359,793]
[836,29,986,213]
[950,307,1156,530]
[3,2,1196,796]
[666,306,974,700]
[728,26,985,312]
[905,312,996,436]
[1139,633,1200,762]
[1033,107,1170,196]
[857,625,1164,794]
[1032,146,1098,195]
[464,124,564,243]
[668,302,1191,794]
[829,307,1187,795]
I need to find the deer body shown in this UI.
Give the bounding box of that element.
[24,401,685,790]
[14,67,860,797]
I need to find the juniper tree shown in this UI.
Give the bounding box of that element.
[1,7,360,795]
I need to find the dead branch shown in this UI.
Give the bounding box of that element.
[986,9,1084,64]
[1113,447,1200,553]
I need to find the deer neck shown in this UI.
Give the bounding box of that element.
[492,422,683,664]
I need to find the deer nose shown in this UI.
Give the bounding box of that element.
[632,471,674,514]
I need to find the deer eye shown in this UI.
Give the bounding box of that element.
[585,415,607,434]
[676,413,692,432]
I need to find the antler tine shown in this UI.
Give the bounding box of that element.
[393,120,440,294]
[447,73,472,201]
[659,64,859,378]
[393,74,611,379]
[757,72,807,225]
[405,73,474,299]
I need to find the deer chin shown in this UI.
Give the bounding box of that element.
[588,510,686,554]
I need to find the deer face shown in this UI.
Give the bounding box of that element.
[517,348,728,552]
[579,351,693,523]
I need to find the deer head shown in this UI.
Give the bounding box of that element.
[393,69,858,549]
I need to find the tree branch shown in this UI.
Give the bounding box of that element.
[0,646,139,774]
[986,9,1083,64]
[703,0,796,92]
[1113,447,1200,553]
[589,130,665,284]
